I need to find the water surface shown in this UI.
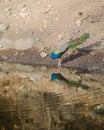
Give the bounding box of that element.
[0,63,104,130]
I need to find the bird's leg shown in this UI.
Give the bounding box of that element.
[58,58,61,67]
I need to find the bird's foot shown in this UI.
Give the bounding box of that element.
[58,59,61,67]
[58,62,61,67]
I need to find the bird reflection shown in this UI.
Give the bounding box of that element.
[51,73,89,90]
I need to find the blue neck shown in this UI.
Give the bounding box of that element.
[50,52,61,59]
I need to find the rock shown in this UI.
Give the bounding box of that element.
[74,29,80,34]
[0,38,13,49]
[0,45,3,48]
[55,18,59,21]
[40,51,48,58]
[3,55,8,59]
[0,24,9,32]
[57,34,64,40]
[36,38,40,41]
[21,8,26,11]
[75,18,82,27]
[14,38,34,50]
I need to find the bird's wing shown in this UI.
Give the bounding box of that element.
[54,33,90,53]
[57,42,69,53]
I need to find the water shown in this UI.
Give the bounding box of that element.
[0,63,104,130]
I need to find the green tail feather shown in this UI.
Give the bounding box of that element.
[68,33,90,49]
[68,80,89,90]
[55,73,89,90]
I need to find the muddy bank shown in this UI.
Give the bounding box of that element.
[0,48,103,73]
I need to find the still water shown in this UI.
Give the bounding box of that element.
[0,63,104,130]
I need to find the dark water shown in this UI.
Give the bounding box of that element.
[0,67,104,130]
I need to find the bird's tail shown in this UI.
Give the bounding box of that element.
[68,33,90,49]
[68,80,89,90]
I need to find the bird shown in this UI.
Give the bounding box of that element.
[50,33,90,66]
[51,73,89,90]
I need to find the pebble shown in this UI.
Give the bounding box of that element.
[36,38,40,41]
[0,45,3,48]
[55,18,59,21]
[74,29,80,34]
[40,51,48,58]
[3,55,8,59]
[21,7,26,11]
[57,34,64,40]
[75,18,82,27]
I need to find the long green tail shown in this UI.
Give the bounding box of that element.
[54,73,89,90]
[68,80,89,90]
[68,33,90,49]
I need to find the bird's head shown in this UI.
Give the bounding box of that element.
[51,73,59,80]
[51,73,63,81]
[50,49,61,59]
[51,73,69,83]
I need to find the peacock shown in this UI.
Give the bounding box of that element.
[51,73,89,90]
[50,33,90,66]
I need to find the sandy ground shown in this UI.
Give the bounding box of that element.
[0,0,104,51]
